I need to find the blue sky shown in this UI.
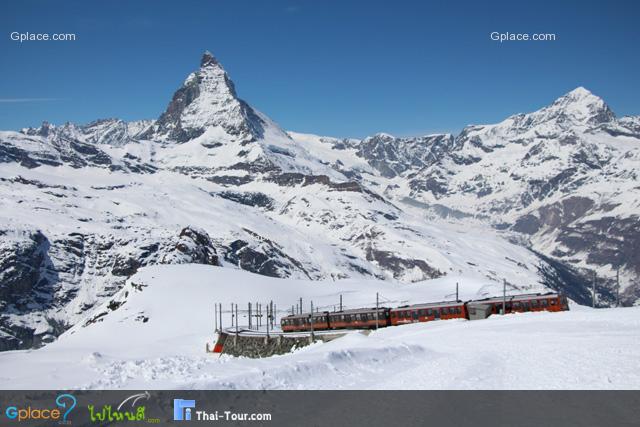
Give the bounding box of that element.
[1,0,638,137]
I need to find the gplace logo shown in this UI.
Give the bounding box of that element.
[4,393,77,423]
[173,399,196,421]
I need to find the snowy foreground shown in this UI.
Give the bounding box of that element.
[0,264,638,390]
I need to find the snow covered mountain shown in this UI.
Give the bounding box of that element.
[0,52,637,352]
[368,88,640,305]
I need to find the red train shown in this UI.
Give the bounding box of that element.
[281,307,389,332]
[280,292,568,333]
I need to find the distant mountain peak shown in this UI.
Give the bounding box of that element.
[489,87,616,132]
[554,86,602,108]
[141,51,264,143]
[544,86,615,126]
[565,86,592,97]
[200,50,219,67]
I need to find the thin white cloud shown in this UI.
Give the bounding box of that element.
[0,98,62,103]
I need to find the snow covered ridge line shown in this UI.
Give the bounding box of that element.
[0,50,639,354]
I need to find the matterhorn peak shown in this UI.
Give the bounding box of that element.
[141,51,265,143]
[200,50,219,67]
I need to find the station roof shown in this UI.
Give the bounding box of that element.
[390,300,464,311]
[467,292,559,305]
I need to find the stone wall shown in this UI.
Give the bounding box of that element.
[214,331,345,358]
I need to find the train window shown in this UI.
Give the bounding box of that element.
[532,300,539,307]
[550,299,556,305]
[456,307,461,314]
[427,309,433,316]
[541,300,548,307]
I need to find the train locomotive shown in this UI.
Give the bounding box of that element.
[280,292,569,333]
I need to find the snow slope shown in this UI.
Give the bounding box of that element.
[0,264,637,390]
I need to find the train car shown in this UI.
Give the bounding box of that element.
[327,307,390,330]
[280,311,330,333]
[389,301,467,326]
[466,292,568,319]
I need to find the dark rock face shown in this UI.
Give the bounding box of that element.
[1,123,156,172]
[0,231,50,302]
[223,231,311,279]
[513,196,595,234]
[356,133,453,178]
[206,175,254,186]
[0,231,59,351]
[215,191,274,210]
[408,170,449,198]
[145,71,204,143]
[0,226,221,351]
[265,173,385,201]
[558,216,640,274]
[365,248,443,282]
[510,196,640,305]
[162,226,220,266]
[536,251,617,307]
